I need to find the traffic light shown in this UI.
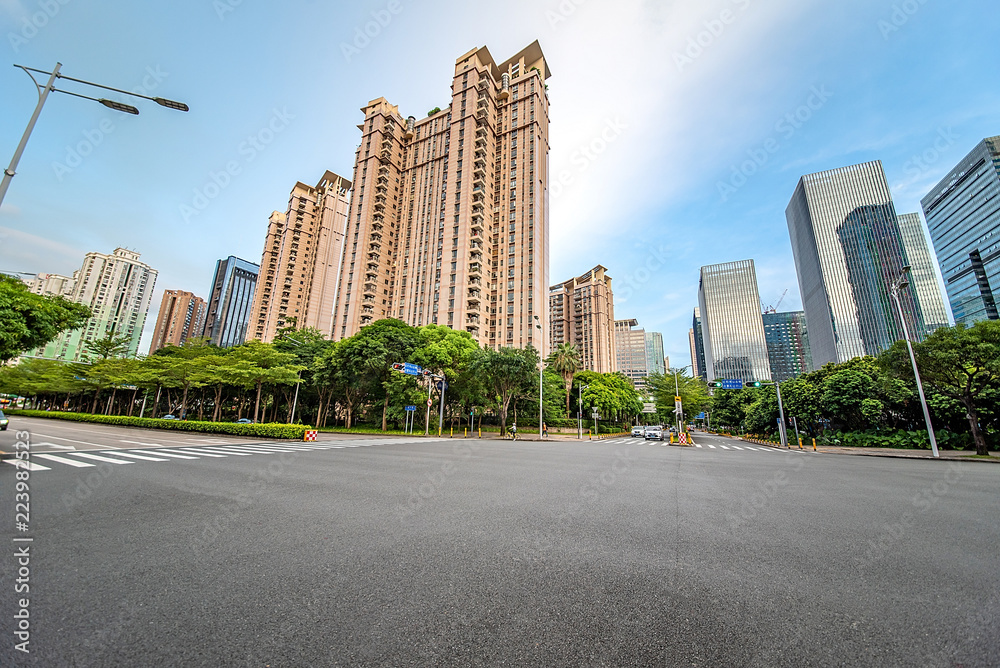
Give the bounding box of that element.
[422,369,432,377]
[748,381,763,388]
[391,363,404,372]
[709,381,723,388]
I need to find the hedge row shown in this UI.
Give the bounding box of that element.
[6,410,309,440]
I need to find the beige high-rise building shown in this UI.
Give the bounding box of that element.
[34,247,157,361]
[331,42,551,353]
[248,171,352,342]
[548,265,616,372]
[615,318,648,387]
[148,290,207,353]
[28,272,75,297]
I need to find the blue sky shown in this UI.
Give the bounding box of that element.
[1,0,997,365]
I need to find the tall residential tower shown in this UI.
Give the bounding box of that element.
[148,290,207,353]
[331,42,551,353]
[203,256,259,348]
[548,265,616,373]
[248,171,352,342]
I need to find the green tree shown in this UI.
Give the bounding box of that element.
[0,274,90,362]
[84,333,133,361]
[881,320,1000,456]
[546,343,581,416]
[227,341,303,423]
[468,345,537,432]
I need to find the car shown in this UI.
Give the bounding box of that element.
[631,426,645,437]
[234,418,254,424]
[0,409,8,431]
[161,414,180,420]
[644,427,664,441]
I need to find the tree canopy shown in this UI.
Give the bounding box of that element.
[0,275,91,363]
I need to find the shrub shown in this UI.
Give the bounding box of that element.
[6,409,309,440]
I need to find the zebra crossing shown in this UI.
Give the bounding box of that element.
[599,437,780,453]
[3,436,448,472]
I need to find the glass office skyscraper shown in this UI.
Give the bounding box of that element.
[697,259,771,383]
[203,256,259,347]
[785,161,923,367]
[690,307,706,380]
[921,136,1000,325]
[763,311,811,381]
[897,212,951,336]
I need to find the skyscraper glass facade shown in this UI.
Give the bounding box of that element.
[691,307,706,380]
[697,259,771,383]
[203,256,259,347]
[785,161,922,367]
[763,311,812,381]
[897,212,951,336]
[921,136,1000,326]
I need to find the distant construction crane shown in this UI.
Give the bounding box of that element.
[762,289,788,314]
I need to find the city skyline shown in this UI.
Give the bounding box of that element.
[1,1,997,368]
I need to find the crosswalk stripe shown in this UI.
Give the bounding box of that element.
[225,445,312,453]
[719,445,730,450]
[64,452,134,465]
[695,443,703,448]
[707,444,716,449]
[166,448,228,458]
[179,447,255,456]
[3,460,51,471]
[208,445,289,454]
[36,442,76,450]
[121,440,161,447]
[33,454,94,467]
[730,445,744,450]
[107,451,171,462]
[136,450,199,459]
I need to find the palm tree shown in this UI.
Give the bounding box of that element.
[546,343,581,415]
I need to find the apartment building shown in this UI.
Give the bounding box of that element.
[548,265,616,372]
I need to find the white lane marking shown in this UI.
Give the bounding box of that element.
[720,445,730,450]
[730,445,744,450]
[121,440,162,447]
[204,446,274,454]
[33,454,95,467]
[107,451,171,462]
[134,450,198,459]
[224,445,312,453]
[3,460,50,471]
[67,452,134,465]
[35,442,76,450]
[707,444,716,449]
[163,448,227,458]
[31,433,115,448]
[741,446,757,451]
[695,443,703,448]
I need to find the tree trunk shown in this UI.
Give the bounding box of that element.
[180,382,191,420]
[90,388,101,415]
[197,388,206,421]
[382,393,389,432]
[213,386,224,422]
[564,374,573,416]
[151,385,162,419]
[128,388,137,417]
[253,382,263,423]
[964,399,988,456]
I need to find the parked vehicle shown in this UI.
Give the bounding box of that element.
[234,418,254,424]
[161,414,180,420]
[0,409,8,431]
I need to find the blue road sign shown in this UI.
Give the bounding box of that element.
[435,380,449,391]
[403,363,422,376]
[721,379,744,390]
[405,405,417,411]
[696,412,706,419]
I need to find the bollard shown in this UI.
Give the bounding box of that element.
[478,428,481,438]
[812,437,817,451]
[464,428,467,438]
[588,429,592,440]
[798,437,803,449]
[450,427,453,438]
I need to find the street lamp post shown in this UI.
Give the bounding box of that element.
[1,63,189,209]
[534,315,543,439]
[890,266,939,458]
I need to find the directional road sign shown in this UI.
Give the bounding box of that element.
[403,363,422,376]
[721,379,744,390]
[642,403,657,413]
[405,405,416,412]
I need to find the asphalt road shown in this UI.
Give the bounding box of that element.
[1,417,998,666]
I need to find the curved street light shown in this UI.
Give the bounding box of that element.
[0,62,189,208]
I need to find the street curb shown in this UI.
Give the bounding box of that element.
[708,432,1000,463]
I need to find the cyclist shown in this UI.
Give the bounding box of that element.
[508,422,517,440]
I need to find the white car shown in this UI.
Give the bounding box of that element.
[631,426,645,437]
[644,427,664,441]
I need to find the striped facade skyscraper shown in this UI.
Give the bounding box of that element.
[697,259,771,383]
